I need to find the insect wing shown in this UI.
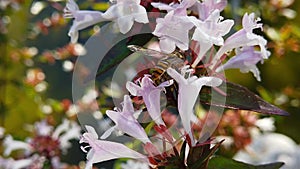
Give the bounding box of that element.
[127,45,170,59]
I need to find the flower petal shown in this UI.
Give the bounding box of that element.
[118,17,134,34]
[126,81,142,96]
[123,95,135,113]
[167,68,222,145]
[190,10,234,67]
[151,2,176,11]
[194,77,223,87]
[87,140,147,167]
[52,119,70,139]
[127,76,170,126]
[85,125,99,140]
[106,110,150,143]
[192,0,227,20]
[157,79,174,88]
[64,0,106,43]
[68,11,105,43]
[133,6,149,24]
[166,68,186,84]
[103,2,148,34]
[153,11,193,53]
[0,157,33,169]
[65,0,79,12]
[58,121,81,151]
[213,12,269,68]
[100,126,116,139]
[68,29,79,43]
[148,89,165,125]
[104,95,151,143]
[159,37,176,54]
[102,4,119,20]
[3,135,32,156]
[216,47,266,81]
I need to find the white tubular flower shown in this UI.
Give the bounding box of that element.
[64,0,106,43]
[0,157,33,169]
[190,9,234,67]
[216,46,269,81]
[213,13,270,68]
[153,11,194,53]
[3,135,33,156]
[126,75,173,126]
[54,120,81,152]
[167,67,222,145]
[101,95,151,144]
[80,125,148,169]
[191,0,227,20]
[102,0,149,34]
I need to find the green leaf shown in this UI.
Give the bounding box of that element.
[207,156,284,169]
[188,140,224,169]
[255,163,285,169]
[199,82,289,116]
[94,25,154,79]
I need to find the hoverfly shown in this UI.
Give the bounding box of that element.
[127,45,186,83]
[127,45,189,107]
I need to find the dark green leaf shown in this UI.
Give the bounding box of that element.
[207,156,284,169]
[255,162,285,169]
[188,140,224,169]
[95,24,154,78]
[200,82,289,116]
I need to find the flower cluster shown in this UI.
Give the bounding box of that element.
[63,0,286,168]
[0,119,81,168]
[80,72,222,168]
[65,0,270,81]
[214,110,273,151]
